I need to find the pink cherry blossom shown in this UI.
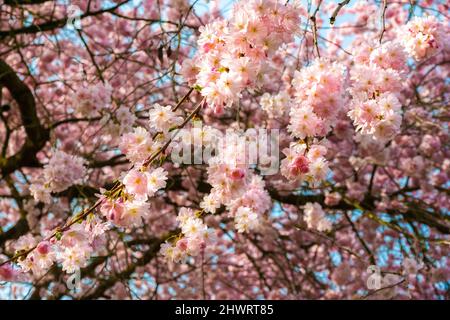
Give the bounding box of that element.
[0,0,448,301]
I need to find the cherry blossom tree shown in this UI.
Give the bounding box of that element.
[0,0,449,300]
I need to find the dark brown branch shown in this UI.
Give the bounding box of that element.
[0,218,29,246]
[0,59,49,176]
[3,0,52,5]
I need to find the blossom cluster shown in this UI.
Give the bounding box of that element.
[2,0,449,300]
[182,0,301,113]
[100,103,176,229]
[398,16,448,61]
[119,103,183,165]
[13,216,109,276]
[160,208,215,263]
[98,166,168,228]
[348,41,406,142]
[101,105,137,137]
[280,142,329,184]
[119,127,161,165]
[30,149,86,204]
[259,91,290,119]
[205,153,250,206]
[289,58,346,139]
[227,175,272,233]
[148,103,183,133]
[20,103,172,275]
[200,139,272,235]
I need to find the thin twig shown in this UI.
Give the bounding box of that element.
[379,0,388,43]
[310,0,323,58]
[173,87,194,111]
[76,29,105,83]
[368,165,377,194]
[330,0,351,25]
[361,279,406,300]
[142,98,204,167]
[407,0,416,21]
[344,212,376,265]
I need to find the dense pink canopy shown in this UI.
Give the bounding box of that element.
[0,0,449,300]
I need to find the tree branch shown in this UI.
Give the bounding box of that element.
[0,59,49,176]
